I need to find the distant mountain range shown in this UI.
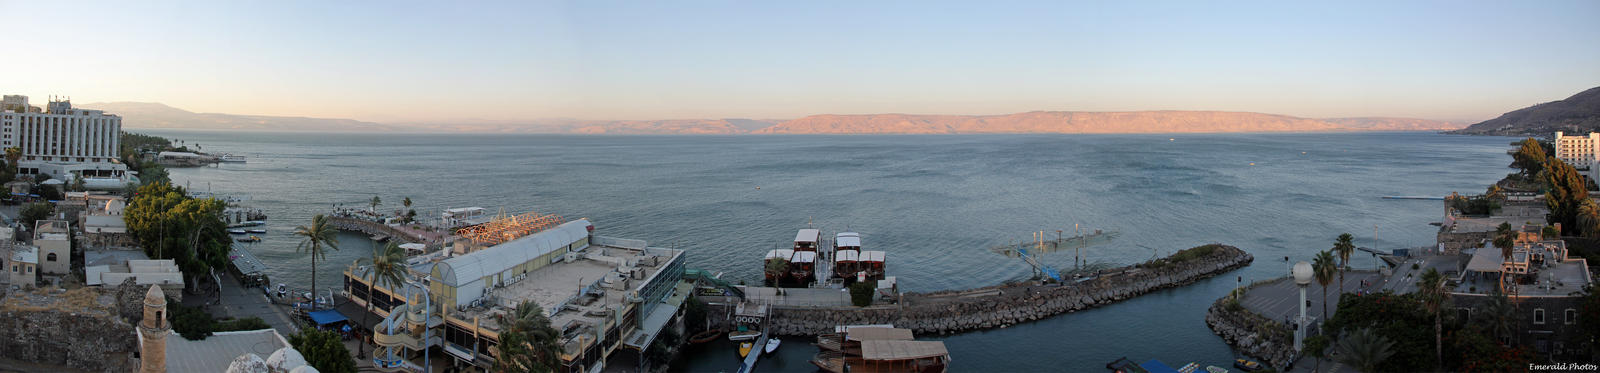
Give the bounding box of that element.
[1449,86,1600,136]
[85,101,1464,135]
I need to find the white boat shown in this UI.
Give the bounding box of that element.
[764,338,781,354]
[228,229,248,235]
[218,154,247,163]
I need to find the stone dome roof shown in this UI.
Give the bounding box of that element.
[225,353,269,373]
[265,347,308,371]
[144,284,166,307]
[288,366,321,373]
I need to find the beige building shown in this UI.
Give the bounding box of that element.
[8,245,38,288]
[34,220,70,276]
[1555,131,1600,168]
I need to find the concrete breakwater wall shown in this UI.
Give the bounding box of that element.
[1204,296,1295,369]
[764,244,1254,336]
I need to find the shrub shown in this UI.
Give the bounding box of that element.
[850,281,877,307]
[289,328,356,373]
[167,301,214,340]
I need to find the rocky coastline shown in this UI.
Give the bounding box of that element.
[763,244,1254,336]
[1203,282,1297,369]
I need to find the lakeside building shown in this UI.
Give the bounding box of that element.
[1554,131,1600,169]
[341,218,690,372]
[33,220,70,276]
[0,95,131,189]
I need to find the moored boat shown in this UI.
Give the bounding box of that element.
[764,249,794,282]
[237,235,261,243]
[246,228,267,234]
[765,338,781,354]
[794,229,821,251]
[228,229,248,235]
[789,251,816,284]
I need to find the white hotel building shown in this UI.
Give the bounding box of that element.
[1554,131,1600,169]
[1,95,131,189]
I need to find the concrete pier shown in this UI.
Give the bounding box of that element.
[740,244,1253,336]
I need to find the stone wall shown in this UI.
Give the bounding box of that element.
[0,281,142,372]
[1204,296,1295,369]
[764,245,1254,336]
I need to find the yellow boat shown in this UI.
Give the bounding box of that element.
[738,341,753,358]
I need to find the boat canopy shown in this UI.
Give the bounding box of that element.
[859,340,949,361]
[844,327,914,341]
[860,251,886,263]
[835,250,859,262]
[795,229,821,243]
[791,251,817,263]
[836,234,861,248]
[765,249,794,260]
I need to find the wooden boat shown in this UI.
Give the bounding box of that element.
[688,329,723,344]
[764,249,793,282]
[728,325,760,341]
[794,229,821,251]
[812,326,947,373]
[789,251,816,284]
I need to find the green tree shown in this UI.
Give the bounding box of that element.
[1417,268,1446,368]
[1334,327,1396,373]
[1494,222,1517,296]
[122,182,229,288]
[764,258,789,284]
[1313,250,1337,324]
[1486,184,1506,202]
[167,300,215,340]
[1577,288,1600,360]
[1582,199,1600,238]
[1476,288,1517,345]
[1512,138,1549,178]
[288,328,357,373]
[495,301,563,373]
[138,164,170,186]
[18,202,53,228]
[1546,159,1590,234]
[294,214,340,309]
[1333,233,1355,296]
[369,196,381,212]
[357,241,407,358]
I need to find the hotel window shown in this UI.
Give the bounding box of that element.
[1534,308,1545,324]
[1568,309,1578,325]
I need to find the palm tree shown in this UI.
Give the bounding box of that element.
[402,197,412,209]
[1313,250,1337,323]
[765,258,789,284]
[357,241,407,358]
[1333,233,1355,295]
[495,300,563,373]
[1493,222,1517,297]
[1334,327,1396,373]
[369,196,382,212]
[1579,199,1600,238]
[294,214,341,310]
[1476,288,1517,345]
[3,147,20,173]
[1418,268,1447,368]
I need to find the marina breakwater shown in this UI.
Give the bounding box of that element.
[760,244,1253,336]
[327,216,432,245]
[1204,296,1295,369]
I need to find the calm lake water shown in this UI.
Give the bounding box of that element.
[149,129,1512,372]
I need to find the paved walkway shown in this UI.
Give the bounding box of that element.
[741,286,852,307]
[213,272,302,337]
[1238,270,1383,327]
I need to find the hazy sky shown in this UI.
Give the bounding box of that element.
[1,1,1596,123]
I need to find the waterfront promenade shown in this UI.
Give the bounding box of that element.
[212,272,301,337]
[1237,270,1383,327]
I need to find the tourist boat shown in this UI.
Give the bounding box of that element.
[236,235,261,243]
[859,250,887,279]
[794,229,821,252]
[811,326,949,373]
[246,228,267,234]
[217,154,247,163]
[764,249,794,282]
[228,229,248,235]
[764,337,781,354]
[229,220,267,228]
[789,251,817,284]
[834,249,859,279]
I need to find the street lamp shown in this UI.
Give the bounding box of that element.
[1292,261,1314,354]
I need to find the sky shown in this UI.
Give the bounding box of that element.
[0,1,1596,123]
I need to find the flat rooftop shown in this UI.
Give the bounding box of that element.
[1453,259,1591,297]
[159,329,287,373]
[449,243,683,338]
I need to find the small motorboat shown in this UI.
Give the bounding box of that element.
[228,229,248,235]
[728,325,760,341]
[688,329,723,344]
[1205,366,1230,373]
[738,341,753,358]
[246,229,267,234]
[237,235,261,243]
[1233,358,1263,372]
[764,338,781,354]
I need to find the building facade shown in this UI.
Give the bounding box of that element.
[34,220,71,276]
[344,218,690,373]
[1554,131,1600,169]
[0,95,129,187]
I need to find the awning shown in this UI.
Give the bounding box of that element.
[1465,247,1504,273]
[334,296,385,331]
[308,309,348,326]
[623,303,681,350]
[1140,359,1182,373]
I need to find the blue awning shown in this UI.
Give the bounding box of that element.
[1140,359,1182,373]
[308,309,348,325]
